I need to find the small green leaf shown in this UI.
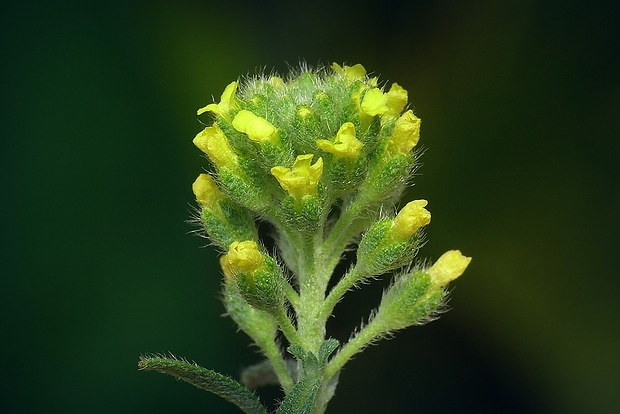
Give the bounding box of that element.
[318,338,339,364]
[139,356,268,414]
[275,373,322,414]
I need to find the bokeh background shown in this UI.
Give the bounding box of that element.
[3,0,618,412]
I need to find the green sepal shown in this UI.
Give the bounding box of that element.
[363,155,411,203]
[223,281,278,347]
[199,201,257,249]
[322,154,368,198]
[219,169,269,213]
[138,356,268,414]
[357,219,392,257]
[376,270,444,331]
[280,192,326,233]
[236,255,285,314]
[356,218,421,276]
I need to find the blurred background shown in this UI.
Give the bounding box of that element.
[2,0,618,412]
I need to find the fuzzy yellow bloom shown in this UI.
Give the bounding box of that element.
[192,173,223,210]
[427,250,471,287]
[389,200,431,240]
[385,83,408,118]
[193,124,238,170]
[197,81,238,117]
[232,110,277,143]
[332,63,367,81]
[386,110,421,155]
[361,88,388,116]
[271,154,323,200]
[316,122,363,158]
[222,241,265,276]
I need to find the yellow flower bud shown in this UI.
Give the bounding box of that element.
[193,124,238,170]
[232,110,277,143]
[316,122,363,158]
[386,110,421,155]
[385,83,408,118]
[271,154,323,200]
[197,81,238,117]
[332,62,367,81]
[427,250,471,287]
[361,88,388,116]
[223,241,265,275]
[192,173,223,209]
[389,200,431,240]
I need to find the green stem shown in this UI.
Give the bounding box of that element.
[261,340,294,393]
[296,231,325,354]
[324,318,383,381]
[322,200,370,276]
[318,267,365,323]
[276,309,301,346]
[284,280,300,312]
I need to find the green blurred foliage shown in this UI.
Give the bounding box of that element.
[2,0,618,413]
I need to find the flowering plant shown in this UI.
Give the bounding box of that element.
[139,63,471,413]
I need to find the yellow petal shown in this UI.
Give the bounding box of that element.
[332,63,367,81]
[193,124,238,170]
[385,83,408,118]
[220,255,235,281]
[361,88,388,116]
[271,154,323,200]
[390,200,431,239]
[387,110,421,155]
[192,173,223,209]
[232,110,277,143]
[427,250,471,287]
[197,81,238,116]
[316,122,363,158]
[225,241,265,275]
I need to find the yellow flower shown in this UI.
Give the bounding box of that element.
[232,110,277,143]
[271,154,323,200]
[197,81,238,117]
[385,83,408,118]
[427,250,471,287]
[193,124,238,170]
[388,200,431,240]
[192,173,223,210]
[221,241,265,276]
[332,63,366,81]
[316,122,363,158]
[386,110,421,155]
[361,88,388,116]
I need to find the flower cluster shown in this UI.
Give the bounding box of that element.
[181,63,470,413]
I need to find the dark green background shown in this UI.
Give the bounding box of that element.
[3,1,618,413]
